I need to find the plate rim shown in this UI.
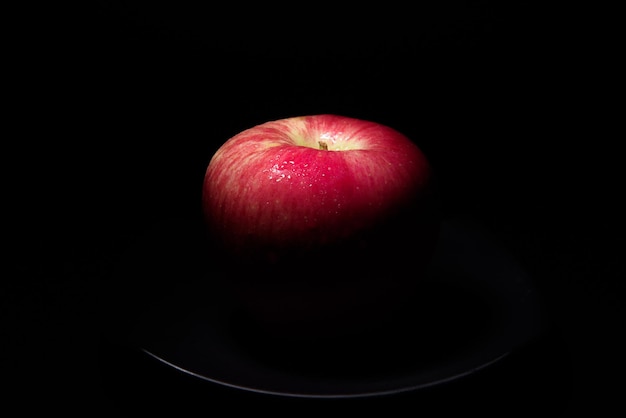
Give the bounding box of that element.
[128,217,542,398]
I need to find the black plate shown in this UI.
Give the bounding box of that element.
[114,217,542,398]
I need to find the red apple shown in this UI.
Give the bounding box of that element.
[202,114,440,339]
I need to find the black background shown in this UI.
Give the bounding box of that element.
[5,1,622,416]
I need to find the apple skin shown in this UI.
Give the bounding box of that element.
[202,114,440,339]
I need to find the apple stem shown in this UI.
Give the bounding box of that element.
[318,141,328,151]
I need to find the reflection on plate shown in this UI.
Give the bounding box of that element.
[118,218,542,398]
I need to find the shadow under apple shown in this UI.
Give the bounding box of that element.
[227,271,497,380]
